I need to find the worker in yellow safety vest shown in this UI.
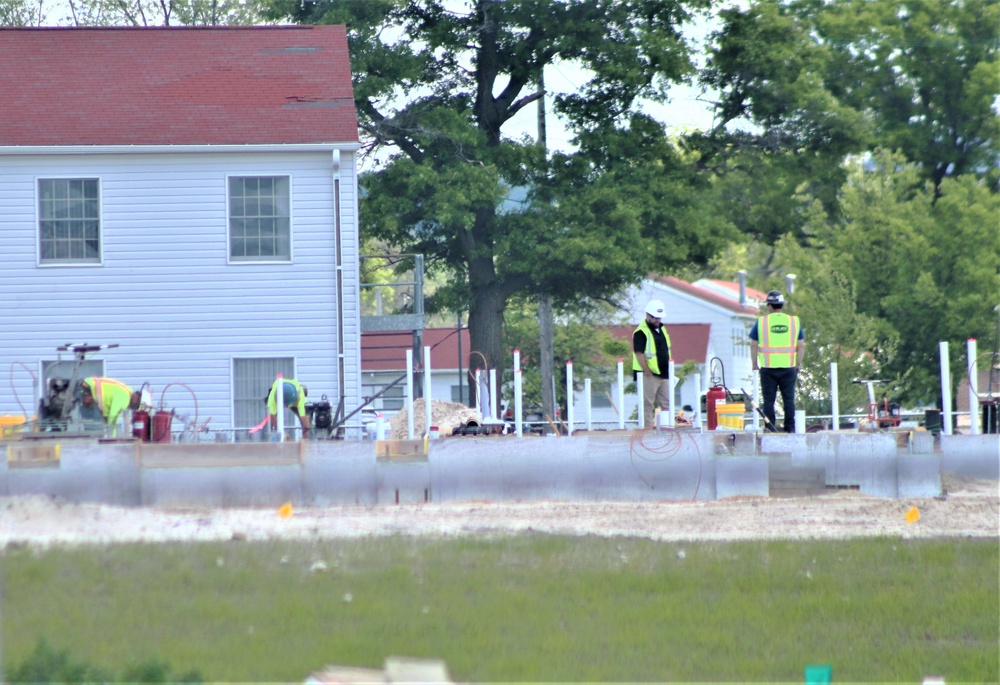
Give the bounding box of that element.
[632,299,672,429]
[80,377,141,435]
[749,291,805,432]
[266,377,312,439]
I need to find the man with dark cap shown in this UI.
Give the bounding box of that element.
[749,291,805,432]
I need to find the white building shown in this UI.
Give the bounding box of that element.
[0,26,363,434]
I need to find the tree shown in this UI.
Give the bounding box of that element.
[698,0,999,196]
[263,0,732,403]
[781,150,1000,405]
[5,0,268,25]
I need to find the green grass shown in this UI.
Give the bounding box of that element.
[3,536,997,683]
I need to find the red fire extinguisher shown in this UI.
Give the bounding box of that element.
[706,385,726,431]
[151,410,174,443]
[706,357,729,431]
[132,410,151,442]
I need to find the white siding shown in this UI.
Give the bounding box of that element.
[0,149,362,429]
[623,281,757,401]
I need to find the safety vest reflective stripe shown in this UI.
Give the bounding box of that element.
[85,378,131,418]
[632,320,671,375]
[758,314,799,368]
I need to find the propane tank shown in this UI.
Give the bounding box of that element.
[706,385,727,431]
[132,410,151,442]
[151,410,174,443]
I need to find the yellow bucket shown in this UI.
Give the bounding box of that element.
[715,403,745,430]
[0,415,28,438]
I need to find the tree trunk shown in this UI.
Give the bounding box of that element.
[466,284,506,416]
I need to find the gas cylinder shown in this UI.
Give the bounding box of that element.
[132,410,151,442]
[151,410,174,443]
[706,385,727,431]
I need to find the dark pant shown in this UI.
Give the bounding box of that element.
[760,367,798,433]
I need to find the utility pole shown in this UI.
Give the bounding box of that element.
[537,67,556,432]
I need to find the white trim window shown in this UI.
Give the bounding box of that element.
[228,176,291,262]
[38,178,101,264]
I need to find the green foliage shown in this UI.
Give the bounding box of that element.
[6,639,201,683]
[3,538,997,682]
[699,0,999,193]
[502,299,625,409]
[260,0,731,385]
[777,150,1000,404]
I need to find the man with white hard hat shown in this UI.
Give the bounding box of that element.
[632,299,672,429]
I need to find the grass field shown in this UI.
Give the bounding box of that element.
[3,535,997,682]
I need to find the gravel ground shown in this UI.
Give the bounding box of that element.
[1,475,995,549]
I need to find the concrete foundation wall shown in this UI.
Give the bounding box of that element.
[1,431,996,507]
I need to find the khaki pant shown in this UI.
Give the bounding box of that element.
[642,374,671,428]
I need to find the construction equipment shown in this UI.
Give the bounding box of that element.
[852,379,900,431]
[741,387,777,432]
[36,343,120,433]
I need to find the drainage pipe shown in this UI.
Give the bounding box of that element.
[667,359,675,428]
[968,338,979,435]
[275,373,284,442]
[617,359,625,430]
[637,372,645,430]
[405,349,414,439]
[489,369,498,420]
[513,349,522,437]
[475,369,483,421]
[831,362,840,431]
[566,360,574,436]
[939,341,952,436]
[423,346,432,437]
[584,378,592,432]
[693,372,702,432]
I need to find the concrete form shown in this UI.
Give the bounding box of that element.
[2,430,995,507]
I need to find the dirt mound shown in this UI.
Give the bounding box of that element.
[388,398,479,440]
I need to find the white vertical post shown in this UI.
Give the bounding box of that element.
[830,362,839,431]
[275,373,284,442]
[423,346,432,438]
[475,368,483,421]
[636,372,645,430]
[489,369,498,420]
[968,338,979,435]
[667,359,676,428]
[405,349,415,440]
[693,372,702,432]
[795,410,806,434]
[584,378,592,432]
[940,341,953,436]
[752,372,760,431]
[566,360,574,436]
[514,350,522,437]
[617,359,626,430]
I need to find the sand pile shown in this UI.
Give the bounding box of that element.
[388,398,480,440]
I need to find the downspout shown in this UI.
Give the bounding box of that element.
[333,149,346,412]
[737,270,747,307]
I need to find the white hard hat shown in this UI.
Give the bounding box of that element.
[645,300,666,319]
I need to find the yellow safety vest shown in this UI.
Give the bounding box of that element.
[632,320,671,375]
[757,313,800,368]
[82,377,134,424]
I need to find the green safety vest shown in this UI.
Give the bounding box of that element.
[632,319,671,375]
[757,313,800,368]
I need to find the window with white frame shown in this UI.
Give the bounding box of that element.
[233,357,294,429]
[228,176,291,261]
[38,178,101,264]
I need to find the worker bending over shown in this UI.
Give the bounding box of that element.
[80,377,141,435]
[266,378,311,439]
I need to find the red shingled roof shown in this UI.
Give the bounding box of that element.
[0,26,358,146]
[652,275,760,316]
[363,329,471,372]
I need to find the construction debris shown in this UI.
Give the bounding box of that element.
[388,398,479,440]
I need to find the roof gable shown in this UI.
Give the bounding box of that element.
[0,25,358,147]
[651,275,760,317]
